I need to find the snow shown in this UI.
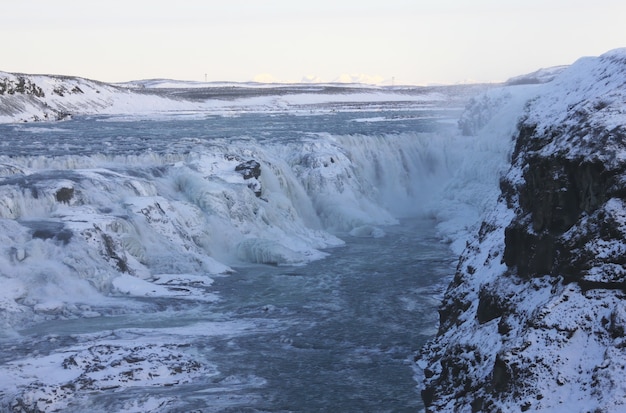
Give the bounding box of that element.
[0,70,505,335]
[505,65,569,85]
[112,273,219,301]
[0,319,258,412]
[0,69,494,411]
[524,48,626,153]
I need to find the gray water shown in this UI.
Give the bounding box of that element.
[203,219,452,412]
[12,218,453,412]
[0,106,449,157]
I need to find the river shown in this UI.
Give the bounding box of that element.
[0,91,465,412]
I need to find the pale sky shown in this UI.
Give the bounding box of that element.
[1,0,624,85]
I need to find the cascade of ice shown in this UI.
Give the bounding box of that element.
[431,85,543,253]
[330,132,458,218]
[0,117,515,329]
[0,127,484,266]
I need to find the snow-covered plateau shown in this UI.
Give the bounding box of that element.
[418,49,626,412]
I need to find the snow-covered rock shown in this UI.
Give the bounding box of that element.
[0,71,203,123]
[505,65,569,86]
[418,48,626,412]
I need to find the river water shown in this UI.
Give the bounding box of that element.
[0,92,464,412]
[203,218,453,412]
[10,217,453,412]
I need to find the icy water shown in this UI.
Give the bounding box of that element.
[0,107,449,157]
[207,219,454,412]
[12,217,453,412]
[0,94,464,412]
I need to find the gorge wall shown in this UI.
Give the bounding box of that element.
[418,49,626,412]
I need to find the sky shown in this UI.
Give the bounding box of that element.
[1,0,625,85]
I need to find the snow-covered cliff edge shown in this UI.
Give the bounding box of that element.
[418,49,626,412]
[0,71,204,123]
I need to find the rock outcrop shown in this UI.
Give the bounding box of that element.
[418,49,626,412]
[235,159,263,197]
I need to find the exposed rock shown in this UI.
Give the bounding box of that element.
[55,187,74,203]
[476,283,511,324]
[235,159,262,197]
[235,159,261,180]
[0,76,45,97]
[0,70,157,123]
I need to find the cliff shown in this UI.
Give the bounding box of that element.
[418,49,626,412]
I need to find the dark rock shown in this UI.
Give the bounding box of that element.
[470,397,484,413]
[101,232,129,273]
[0,76,45,97]
[235,160,261,180]
[56,112,72,121]
[235,160,262,197]
[503,221,556,278]
[491,353,511,392]
[421,386,435,407]
[476,285,509,324]
[503,140,625,281]
[55,187,74,203]
[53,86,66,96]
[607,306,626,339]
[497,316,513,335]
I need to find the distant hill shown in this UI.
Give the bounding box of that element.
[505,65,569,85]
[0,71,199,123]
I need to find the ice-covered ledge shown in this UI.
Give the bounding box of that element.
[417,48,626,412]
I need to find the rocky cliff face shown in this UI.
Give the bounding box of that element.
[418,49,626,412]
